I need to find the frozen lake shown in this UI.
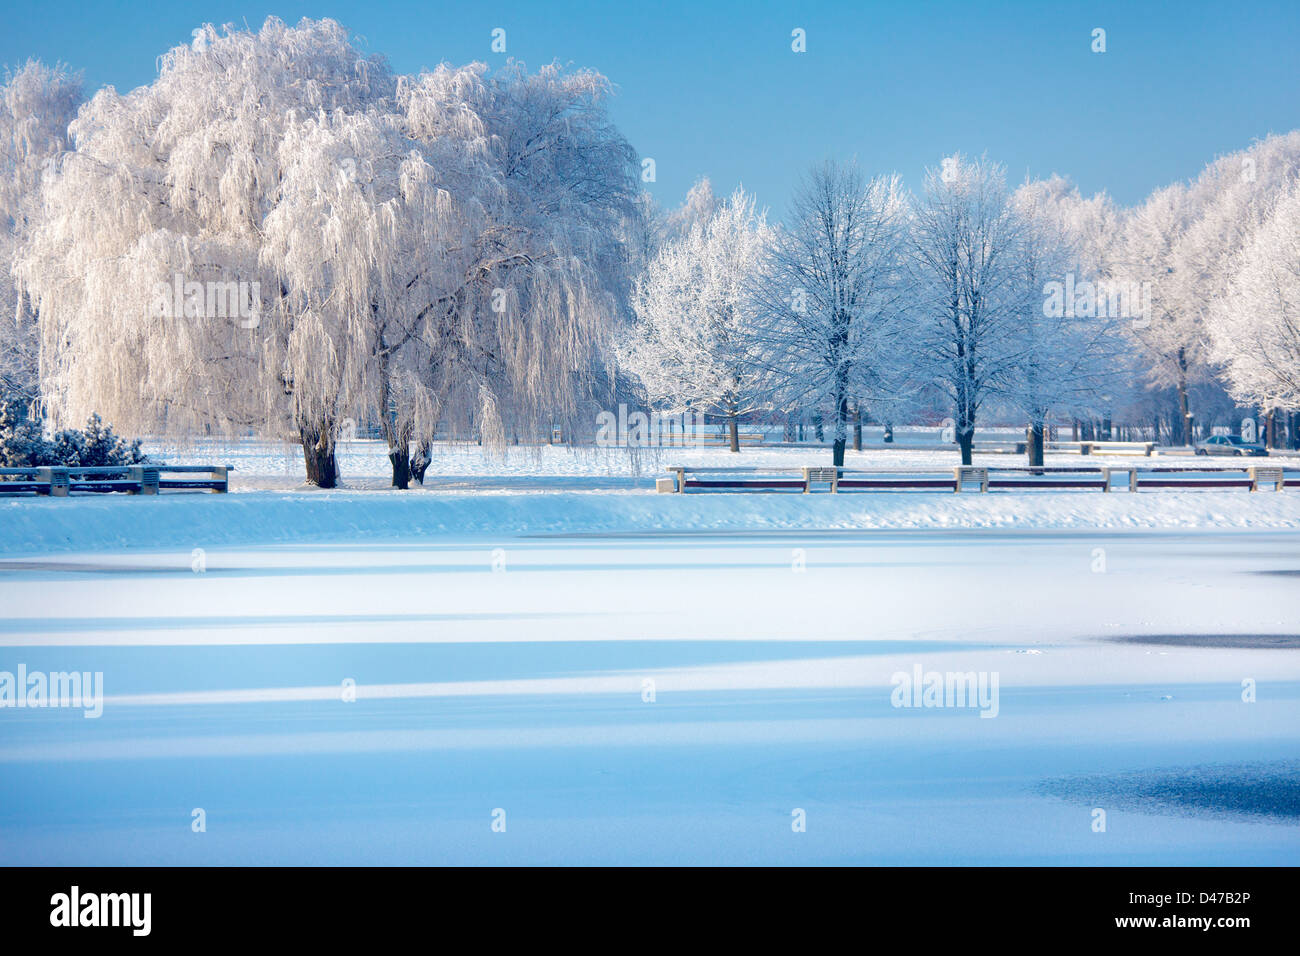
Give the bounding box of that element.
[1,526,1297,864]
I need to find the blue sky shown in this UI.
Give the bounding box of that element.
[2,0,1298,217]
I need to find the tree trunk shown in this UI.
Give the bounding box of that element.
[958,429,974,466]
[382,416,412,489]
[832,393,849,466]
[300,418,338,488]
[852,403,862,451]
[376,346,409,489]
[1027,419,1045,467]
[727,406,740,453]
[883,421,894,444]
[411,441,431,484]
[956,397,976,465]
[388,444,411,489]
[1176,349,1191,445]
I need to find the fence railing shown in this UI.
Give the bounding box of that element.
[658,464,1292,494]
[717,438,1157,455]
[0,465,231,496]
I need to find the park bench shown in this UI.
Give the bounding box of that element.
[659,463,1298,494]
[1249,466,1286,491]
[837,473,958,490]
[1119,465,1287,491]
[987,466,1113,491]
[1079,441,1156,456]
[0,464,232,496]
[953,466,989,493]
[802,466,839,493]
[676,466,803,492]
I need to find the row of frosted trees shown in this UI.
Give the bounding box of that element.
[621,161,1133,466]
[3,18,1299,483]
[621,135,1300,466]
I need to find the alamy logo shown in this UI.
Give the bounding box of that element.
[151,273,262,328]
[0,664,103,718]
[1043,273,1151,326]
[890,664,1000,718]
[595,404,707,448]
[50,886,151,936]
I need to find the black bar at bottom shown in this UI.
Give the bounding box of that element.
[0,866,1287,943]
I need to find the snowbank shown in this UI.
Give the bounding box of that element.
[5,488,1300,555]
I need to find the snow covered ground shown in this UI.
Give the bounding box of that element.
[139,434,1300,492]
[1,478,1298,863]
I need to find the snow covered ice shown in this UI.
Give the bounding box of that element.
[1,488,1298,865]
[3,6,1300,875]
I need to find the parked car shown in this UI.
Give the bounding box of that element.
[1195,435,1268,456]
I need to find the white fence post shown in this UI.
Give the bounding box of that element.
[40,467,70,497]
[954,466,989,492]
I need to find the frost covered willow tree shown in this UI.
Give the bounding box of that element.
[617,187,772,452]
[0,60,82,405]
[908,154,1023,465]
[267,58,639,487]
[1207,180,1300,409]
[17,18,394,485]
[263,104,489,488]
[18,19,640,488]
[754,161,910,466]
[437,61,641,456]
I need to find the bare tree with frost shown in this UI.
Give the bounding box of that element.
[907,154,1022,465]
[654,177,720,247]
[1111,183,1204,444]
[1178,133,1300,319]
[1007,178,1130,465]
[754,161,910,466]
[617,187,772,452]
[1179,133,1300,440]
